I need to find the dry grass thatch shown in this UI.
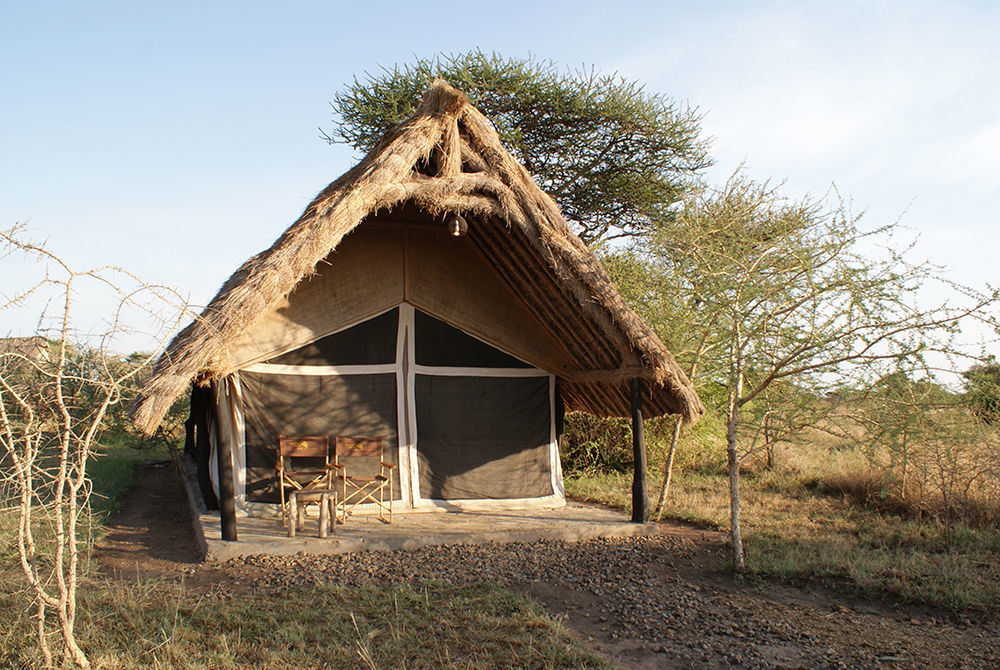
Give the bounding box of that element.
[131,80,703,434]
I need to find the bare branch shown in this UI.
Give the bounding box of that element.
[1,224,188,667]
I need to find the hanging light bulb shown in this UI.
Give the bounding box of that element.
[447,213,468,237]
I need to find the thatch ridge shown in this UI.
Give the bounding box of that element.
[132,79,702,434]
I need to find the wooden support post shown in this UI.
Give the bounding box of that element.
[183,413,195,455]
[193,386,218,510]
[214,394,238,542]
[630,378,649,523]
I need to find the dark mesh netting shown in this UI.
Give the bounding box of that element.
[414,309,531,368]
[414,374,552,500]
[232,305,555,506]
[269,308,398,366]
[240,372,399,502]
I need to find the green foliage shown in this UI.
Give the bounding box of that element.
[560,411,726,476]
[328,50,711,242]
[654,179,892,397]
[560,414,632,473]
[963,356,1000,424]
[0,341,185,466]
[662,408,728,475]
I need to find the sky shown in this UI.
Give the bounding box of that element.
[2,1,998,357]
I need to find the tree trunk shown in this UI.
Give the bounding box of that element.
[900,430,909,500]
[727,394,745,571]
[726,322,746,572]
[764,413,774,470]
[654,416,683,519]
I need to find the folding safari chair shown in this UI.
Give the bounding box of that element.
[333,436,395,524]
[275,435,335,534]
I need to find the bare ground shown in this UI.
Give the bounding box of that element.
[94,463,1000,669]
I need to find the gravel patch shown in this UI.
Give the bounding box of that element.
[218,535,1000,669]
[99,467,999,670]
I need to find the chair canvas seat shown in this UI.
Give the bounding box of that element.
[286,468,329,480]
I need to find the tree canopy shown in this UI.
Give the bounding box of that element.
[606,174,1000,568]
[327,50,712,243]
[963,357,1000,424]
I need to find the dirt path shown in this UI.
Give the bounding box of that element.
[95,461,202,577]
[95,464,1000,669]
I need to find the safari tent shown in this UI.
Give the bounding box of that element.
[131,80,702,536]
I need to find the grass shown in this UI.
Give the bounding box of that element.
[0,435,161,571]
[564,470,633,515]
[87,580,607,670]
[88,440,170,523]
[8,417,997,666]
[1,432,611,669]
[566,441,1000,615]
[2,577,609,669]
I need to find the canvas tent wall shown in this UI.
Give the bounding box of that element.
[198,220,569,512]
[205,308,562,511]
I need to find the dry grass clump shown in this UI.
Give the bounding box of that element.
[565,419,1000,613]
[820,467,1000,530]
[816,413,1000,531]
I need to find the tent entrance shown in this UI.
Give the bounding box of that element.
[403,305,561,506]
[227,303,563,510]
[236,307,402,505]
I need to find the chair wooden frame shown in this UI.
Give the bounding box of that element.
[275,435,335,531]
[334,436,395,524]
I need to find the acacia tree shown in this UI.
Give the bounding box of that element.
[601,247,726,515]
[963,356,1000,424]
[845,371,945,498]
[832,365,1000,534]
[327,50,712,243]
[640,175,998,569]
[0,226,185,668]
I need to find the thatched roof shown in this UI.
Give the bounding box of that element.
[131,80,703,434]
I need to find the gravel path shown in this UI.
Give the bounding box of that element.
[98,465,1000,670]
[221,535,1000,669]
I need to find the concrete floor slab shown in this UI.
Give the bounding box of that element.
[180,460,655,562]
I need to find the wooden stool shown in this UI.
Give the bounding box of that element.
[287,489,336,538]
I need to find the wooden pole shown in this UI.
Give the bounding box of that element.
[213,384,238,541]
[183,410,195,455]
[630,378,649,523]
[193,386,218,510]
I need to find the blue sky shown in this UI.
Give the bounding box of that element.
[2,1,998,354]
